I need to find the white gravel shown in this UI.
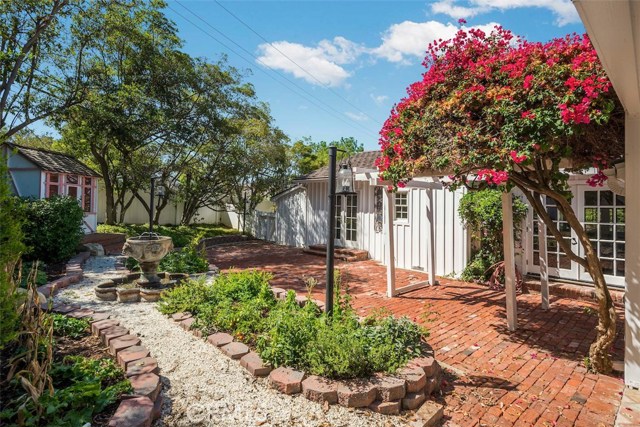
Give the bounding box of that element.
[54,256,413,427]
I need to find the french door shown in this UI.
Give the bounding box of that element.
[527,185,625,287]
[334,194,358,248]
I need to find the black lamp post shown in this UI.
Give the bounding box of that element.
[325,146,355,316]
[149,173,164,236]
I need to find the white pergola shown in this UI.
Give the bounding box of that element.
[573,0,640,389]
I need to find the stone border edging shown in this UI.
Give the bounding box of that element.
[37,251,91,300]
[167,286,445,426]
[197,234,254,250]
[51,304,163,427]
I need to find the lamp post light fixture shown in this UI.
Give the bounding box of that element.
[325,146,356,316]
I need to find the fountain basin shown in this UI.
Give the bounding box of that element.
[122,235,173,287]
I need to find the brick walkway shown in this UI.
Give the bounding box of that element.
[207,241,627,427]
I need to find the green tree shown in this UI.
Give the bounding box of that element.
[289,136,363,176]
[0,0,86,140]
[55,0,193,224]
[378,28,624,372]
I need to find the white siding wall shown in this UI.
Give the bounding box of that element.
[388,185,467,277]
[274,187,307,247]
[97,184,222,225]
[273,180,469,277]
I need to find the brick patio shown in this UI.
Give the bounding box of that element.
[207,241,628,427]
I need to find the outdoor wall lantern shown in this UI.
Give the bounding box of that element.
[325,147,356,316]
[336,162,356,195]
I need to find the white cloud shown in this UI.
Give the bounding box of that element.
[256,37,364,87]
[345,111,369,122]
[370,94,389,106]
[372,20,499,64]
[431,0,580,26]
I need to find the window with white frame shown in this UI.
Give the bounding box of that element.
[394,192,408,221]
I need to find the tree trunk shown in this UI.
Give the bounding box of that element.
[556,197,616,373]
[92,149,116,225]
[516,180,616,374]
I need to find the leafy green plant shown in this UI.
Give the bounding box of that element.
[22,196,84,264]
[159,245,209,274]
[2,356,132,426]
[157,276,212,315]
[50,314,89,339]
[458,189,528,281]
[256,292,320,369]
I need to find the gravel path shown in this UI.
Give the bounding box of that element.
[54,256,412,427]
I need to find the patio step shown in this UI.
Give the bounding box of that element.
[304,245,368,262]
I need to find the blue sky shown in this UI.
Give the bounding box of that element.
[37,1,588,151]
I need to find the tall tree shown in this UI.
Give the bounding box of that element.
[55,0,192,224]
[0,0,86,140]
[378,27,624,373]
[289,136,363,176]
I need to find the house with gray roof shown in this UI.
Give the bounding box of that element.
[2,143,101,233]
[270,149,627,292]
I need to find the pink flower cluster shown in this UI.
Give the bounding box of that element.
[510,151,527,164]
[477,169,509,185]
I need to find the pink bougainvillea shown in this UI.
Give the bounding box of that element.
[376,26,623,189]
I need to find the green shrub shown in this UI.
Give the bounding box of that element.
[304,316,369,378]
[50,313,90,339]
[458,189,528,281]
[97,223,238,248]
[0,160,25,350]
[157,276,212,315]
[159,246,209,273]
[256,293,319,369]
[22,196,84,264]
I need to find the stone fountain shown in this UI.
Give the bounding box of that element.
[96,233,184,303]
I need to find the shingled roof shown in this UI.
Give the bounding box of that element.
[296,150,380,181]
[7,144,101,177]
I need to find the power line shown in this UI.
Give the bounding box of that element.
[169,2,378,139]
[212,0,378,123]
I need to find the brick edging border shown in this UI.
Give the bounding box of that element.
[37,251,91,300]
[51,304,163,427]
[168,286,445,426]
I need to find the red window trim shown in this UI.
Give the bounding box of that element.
[44,172,97,214]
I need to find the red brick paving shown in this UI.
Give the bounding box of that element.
[208,241,626,427]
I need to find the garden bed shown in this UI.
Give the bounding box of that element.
[0,312,132,426]
[157,270,444,418]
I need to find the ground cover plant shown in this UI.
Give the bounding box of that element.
[98,223,238,248]
[158,270,428,379]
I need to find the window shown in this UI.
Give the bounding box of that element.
[583,189,625,277]
[82,177,93,213]
[345,194,357,241]
[394,192,408,221]
[46,173,59,197]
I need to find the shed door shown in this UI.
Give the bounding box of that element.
[335,194,358,248]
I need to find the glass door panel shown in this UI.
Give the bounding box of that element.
[578,187,625,286]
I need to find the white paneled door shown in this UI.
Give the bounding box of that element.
[335,194,358,248]
[526,184,625,287]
